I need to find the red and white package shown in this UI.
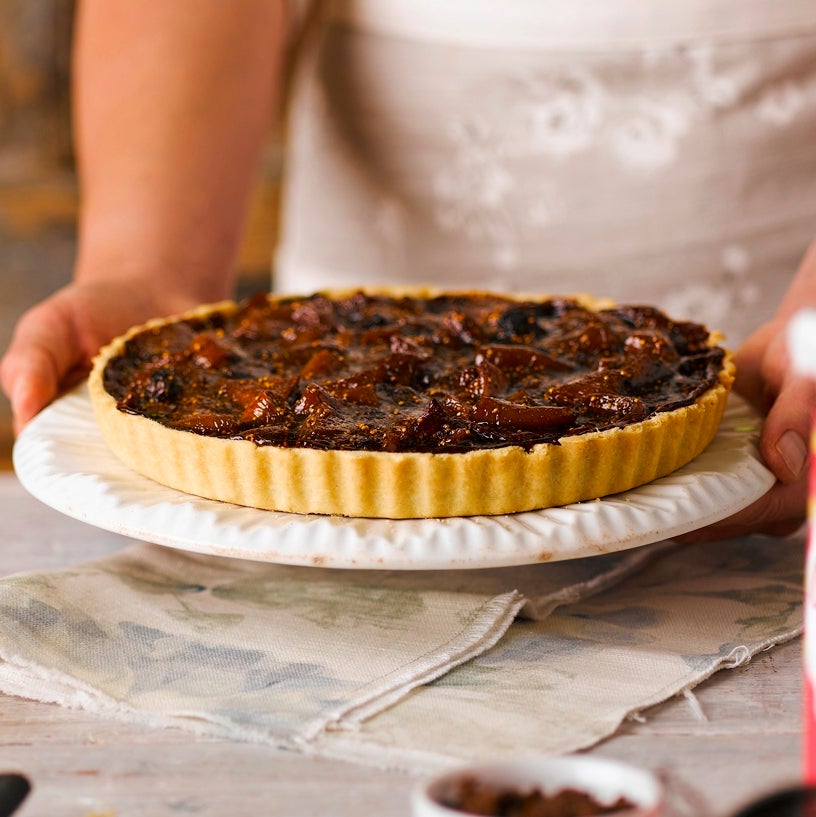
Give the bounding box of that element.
[789,310,816,783]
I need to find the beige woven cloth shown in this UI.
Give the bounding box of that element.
[317,534,803,771]
[0,489,801,772]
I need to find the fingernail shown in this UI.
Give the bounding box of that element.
[775,429,809,479]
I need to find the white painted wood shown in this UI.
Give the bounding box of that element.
[0,474,803,817]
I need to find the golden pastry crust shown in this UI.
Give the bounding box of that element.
[88,288,735,518]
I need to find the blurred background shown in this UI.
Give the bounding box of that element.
[0,0,284,467]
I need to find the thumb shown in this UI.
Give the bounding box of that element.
[759,375,815,485]
[0,297,83,432]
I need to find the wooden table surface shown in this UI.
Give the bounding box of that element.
[0,473,803,817]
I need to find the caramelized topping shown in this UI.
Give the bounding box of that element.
[103,291,725,453]
[440,776,634,816]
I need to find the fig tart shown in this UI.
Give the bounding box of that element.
[88,289,734,518]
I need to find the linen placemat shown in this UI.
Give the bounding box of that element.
[0,525,662,751]
[319,533,803,771]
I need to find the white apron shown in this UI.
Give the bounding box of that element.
[276,0,816,345]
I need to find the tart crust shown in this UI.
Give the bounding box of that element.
[88,288,735,519]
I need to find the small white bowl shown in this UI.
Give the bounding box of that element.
[412,755,663,817]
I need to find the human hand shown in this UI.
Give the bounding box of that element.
[0,280,201,434]
[677,243,816,543]
[683,243,816,542]
[677,316,811,543]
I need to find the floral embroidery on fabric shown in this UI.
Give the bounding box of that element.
[756,80,807,126]
[511,69,606,157]
[433,119,517,269]
[662,244,761,335]
[607,95,690,170]
[686,44,749,109]
[429,37,815,289]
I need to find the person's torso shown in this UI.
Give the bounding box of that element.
[276,0,816,345]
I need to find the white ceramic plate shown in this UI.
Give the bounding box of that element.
[13,384,774,570]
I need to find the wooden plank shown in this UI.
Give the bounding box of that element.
[0,0,75,178]
[0,740,414,817]
[0,175,77,232]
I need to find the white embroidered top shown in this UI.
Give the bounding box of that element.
[275,0,816,345]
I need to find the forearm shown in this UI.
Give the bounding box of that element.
[73,0,288,305]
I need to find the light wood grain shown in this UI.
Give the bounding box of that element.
[0,475,803,817]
